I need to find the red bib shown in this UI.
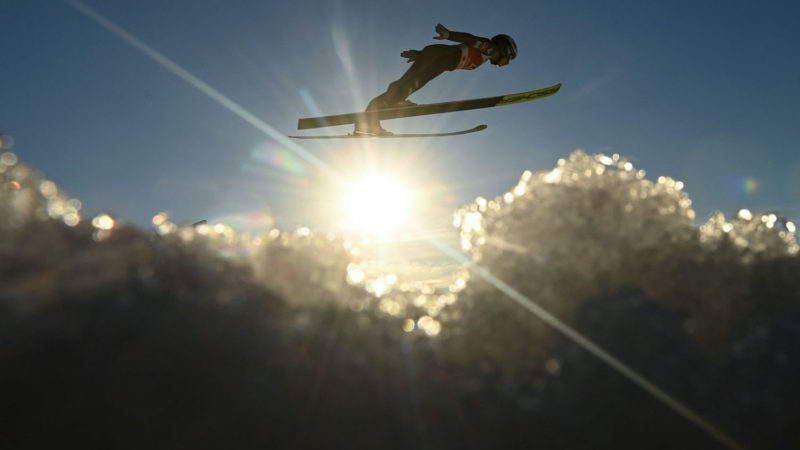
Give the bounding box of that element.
[455,42,491,70]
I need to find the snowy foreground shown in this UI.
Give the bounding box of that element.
[2,149,799,449]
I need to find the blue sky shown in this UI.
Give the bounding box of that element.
[2,0,799,232]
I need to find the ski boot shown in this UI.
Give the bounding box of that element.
[392,99,418,107]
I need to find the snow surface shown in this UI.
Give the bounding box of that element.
[2,146,799,449]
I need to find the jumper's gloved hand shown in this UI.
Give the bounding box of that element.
[433,23,449,40]
[400,49,420,63]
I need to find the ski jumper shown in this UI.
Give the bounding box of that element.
[365,31,494,111]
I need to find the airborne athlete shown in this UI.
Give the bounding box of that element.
[292,24,560,140]
[355,24,518,135]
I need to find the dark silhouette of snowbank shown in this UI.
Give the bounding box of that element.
[2,147,798,449]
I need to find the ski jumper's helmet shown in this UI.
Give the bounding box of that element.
[491,34,518,61]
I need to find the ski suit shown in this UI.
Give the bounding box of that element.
[365,31,495,111]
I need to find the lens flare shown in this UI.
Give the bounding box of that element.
[250,143,306,176]
[742,176,758,194]
[208,211,274,232]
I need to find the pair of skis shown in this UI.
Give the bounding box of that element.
[289,83,561,139]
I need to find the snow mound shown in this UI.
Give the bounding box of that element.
[454,150,798,347]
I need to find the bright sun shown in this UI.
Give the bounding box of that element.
[344,172,411,234]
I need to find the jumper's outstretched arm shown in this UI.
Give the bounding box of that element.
[433,23,488,46]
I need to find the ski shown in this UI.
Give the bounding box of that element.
[289,124,488,139]
[296,83,561,130]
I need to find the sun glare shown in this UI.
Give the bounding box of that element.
[344,173,410,234]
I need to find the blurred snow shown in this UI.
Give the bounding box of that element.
[2,145,799,449]
[454,150,798,348]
